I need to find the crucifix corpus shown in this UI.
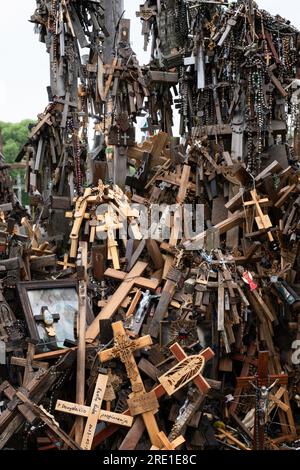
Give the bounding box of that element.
[237,351,289,450]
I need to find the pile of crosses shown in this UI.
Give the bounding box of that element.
[1,0,300,451]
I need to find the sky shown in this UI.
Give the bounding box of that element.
[0,0,299,123]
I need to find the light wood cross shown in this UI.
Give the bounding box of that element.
[99,321,162,448]
[244,189,274,242]
[96,207,123,270]
[55,374,133,450]
[85,262,159,342]
[69,187,92,258]
[57,253,76,270]
[150,431,185,450]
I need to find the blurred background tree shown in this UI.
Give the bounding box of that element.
[0,120,33,205]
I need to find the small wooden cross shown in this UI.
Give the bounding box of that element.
[99,321,162,448]
[150,431,185,450]
[86,262,159,341]
[57,253,76,270]
[236,351,289,450]
[244,189,274,242]
[55,373,133,450]
[159,342,214,395]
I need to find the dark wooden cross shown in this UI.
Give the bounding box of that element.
[236,351,288,450]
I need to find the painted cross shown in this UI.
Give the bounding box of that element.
[85,262,159,342]
[55,373,133,450]
[99,321,162,447]
[159,342,215,395]
[236,351,289,450]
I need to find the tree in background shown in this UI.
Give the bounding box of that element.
[0,120,33,204]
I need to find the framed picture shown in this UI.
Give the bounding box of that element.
[17,280,94,352]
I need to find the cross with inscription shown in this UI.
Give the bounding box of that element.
[99,321,162,448]
[55,373,133,450]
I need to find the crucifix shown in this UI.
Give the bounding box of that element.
[56,374,133,450]
[99,321,162,448]
[35,306,60,338]
[244,189,274,243]
[85,261,160,342]
[236,351,289,450]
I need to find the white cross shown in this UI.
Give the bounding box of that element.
[121,133,130,146]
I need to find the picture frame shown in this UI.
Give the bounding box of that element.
[17,279,94,352]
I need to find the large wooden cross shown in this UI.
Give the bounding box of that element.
[55,374,133,450]
[236,351,288,450]
[92,342,217,449]
[85,262,159,342]
[99,321,162,448]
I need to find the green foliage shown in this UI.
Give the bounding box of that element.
[0,120,34,196]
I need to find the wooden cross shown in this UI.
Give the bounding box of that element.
[229,342,257,414]
[70,187,92,258]
[236,351,288,450]
[244,189,274,242]
[92,343,218,449]
[159,342,215,395]
[55,374,133,450]
[57,253,76,270]
[96,207,123,270]
[85,262,159,342]
[99,321,162,448]
[150,431,185,450]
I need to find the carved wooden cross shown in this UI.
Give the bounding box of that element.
[236,351,289,450]
[159,342,215,395]
[244,189,274,242]
[85,262,159,342]
[99,321,162,447]
[55,374,133,450]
